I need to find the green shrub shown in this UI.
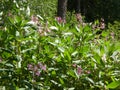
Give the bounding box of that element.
[0,0,120,89]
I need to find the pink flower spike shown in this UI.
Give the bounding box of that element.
[55,17,66,23]
[31,15,39,24]
[72,64,77,68]
[33,66,38,72]
[86,70,91,74]
[27,64,33,70]
[37,62,43,68]
[35,71,41,76]
[41,65,46,71]
[77,66,82,75]
[55,17,62,22]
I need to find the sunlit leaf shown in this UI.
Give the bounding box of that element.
[59,78,64,85]
[67,70,76,78]
[107,81,120,89]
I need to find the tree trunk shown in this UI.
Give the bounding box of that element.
[57,0,82,23]
[57,0,68,20]
[75,0,81,14]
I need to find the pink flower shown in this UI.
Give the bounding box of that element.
[41,65,46,71]
[100,22,105,29]
[56,17,62,22]
[72,64,77,68]
[76,13,82,23]
[37,62,43,68]
[28,62,47,77]
[35,71,41,76]
[27,64,33,70]
[55,17,66,23]
[86,70,91,74]
[77,66,82,75]
[31,15,39,24]
[37,62,47,71]
[33,66,38,72]
[100,18,105,29]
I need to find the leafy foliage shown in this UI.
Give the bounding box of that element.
[0,0,120,90]
[28,0,57,19]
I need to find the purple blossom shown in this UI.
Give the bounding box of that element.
[100,22,105,29]
[37,62,47,71]
[27,62,47,76]
[27,64,33,70]
[33,66,38,72]
[41,65,46,71]
[77,66,82,75]
[37,62,43,68]
[72,64,77,68]
[86,70,91,74]
[55,17,66,23]
[56,17,62,22]
[31,15,39,24]
[35,71,41,76]
[76,13,83,23]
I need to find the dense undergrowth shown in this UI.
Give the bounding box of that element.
[0,0,120,90]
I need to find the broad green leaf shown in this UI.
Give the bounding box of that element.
[58,47,64,53]
[51,70,56,76]
[64,51,71,61]
[83,25,90,32]
[67,70,76,78]
[101,31,109,37]
[75,25,80,32]
[107,81,120,89]
[59,78,64,85]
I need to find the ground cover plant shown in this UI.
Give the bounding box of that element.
[0,0,120,90]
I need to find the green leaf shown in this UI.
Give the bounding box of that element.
[107,81,120,89]
[58,47,64,53]
[85,77,95,84]
[94,53,101,64]
[5,63,14,68]
[50,80,58,85]
[64,51,71,61]
[75,25,80,32]
[101,31,109,37]
[51,70,56,76]
[59,78,64,85]
[93,52,105,66]
[67,70,76,78]
[83,25,90,32]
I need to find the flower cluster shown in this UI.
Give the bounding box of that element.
[72,64,91,76]
[92,18,105,30]
[99,18,105,29]
[27,62,47,76]
[31,15,39,25]
[29,15,51,36]
[75,13,83,23]
[55,17,66,23]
